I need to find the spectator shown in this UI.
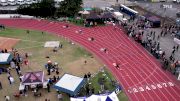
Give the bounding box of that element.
[47,83,50,92]
[9,76,14,84]
[84,74,87,79]
[176,45,179,51]
[56,68,59,75]
[53,76,56,83]
[57,93,63,101]
[0,81,2,89]
[84,60,87,64]
[26,30,30,34]
[4,49,8,53]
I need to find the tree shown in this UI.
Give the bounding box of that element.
[56,0,83,17]
[17,0,56,18]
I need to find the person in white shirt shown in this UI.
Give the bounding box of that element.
[57,93,63,101]
[10,76,14,84]
[5,96,10,101]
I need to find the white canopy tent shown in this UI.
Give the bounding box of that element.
[113,12,123,21]
[70,92,119,101]
[78,10,90,15]
[70,97,85,101]
[54,74,86,96]
[0,53,12,64]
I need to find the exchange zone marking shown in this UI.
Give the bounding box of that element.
[128,82,175,93]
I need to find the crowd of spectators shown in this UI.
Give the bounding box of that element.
[120,15,180,77]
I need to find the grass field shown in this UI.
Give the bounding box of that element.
[0,27,128,101]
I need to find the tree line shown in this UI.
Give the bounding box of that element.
[17,0,83,18]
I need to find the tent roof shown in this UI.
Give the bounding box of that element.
[54,74,85,96]
[143,13,152,18]
[70,92,119,101]
[108,92,119,101]
[147,16,160,22]
[0,53,12,64]
[87,13,100,20]
[101,12,114,19]
[83,7,93,11]
[113,12,123,16]
[22,71,44,85]
[79,10,90,15]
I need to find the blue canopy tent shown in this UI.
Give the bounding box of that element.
[54,74,86,96]
[147,16,161,28]
[0,53,12,64]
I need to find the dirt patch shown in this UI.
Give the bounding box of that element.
[0,37,20,51]
[64,58,103,76]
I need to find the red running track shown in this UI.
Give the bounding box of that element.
[0,19,180,101]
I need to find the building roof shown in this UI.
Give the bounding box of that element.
[22,71,44,85]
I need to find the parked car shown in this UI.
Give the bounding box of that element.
[0,0,8,6]
[177,12,180,17]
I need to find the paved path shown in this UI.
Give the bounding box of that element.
[0,19,180,101]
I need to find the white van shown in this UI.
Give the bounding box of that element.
[26,0,33,4]
[17,0,25,5]
[0,0,8,6]
[105,7,115,12]
[173,0,180,3]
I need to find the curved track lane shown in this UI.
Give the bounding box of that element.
[0,19,180,101]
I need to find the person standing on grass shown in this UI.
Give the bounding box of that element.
[0,81,2,89]
[15,66,20,75]
[7,74,11,84]
[47,68,51,75]
[9,76,14,85]
[57,93,63,101]
[4,96,10,101]
[47,83,50,92]
[26,30,29,34]
[84,60,87,65]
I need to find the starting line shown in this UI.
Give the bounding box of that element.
[127,81,175,93]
